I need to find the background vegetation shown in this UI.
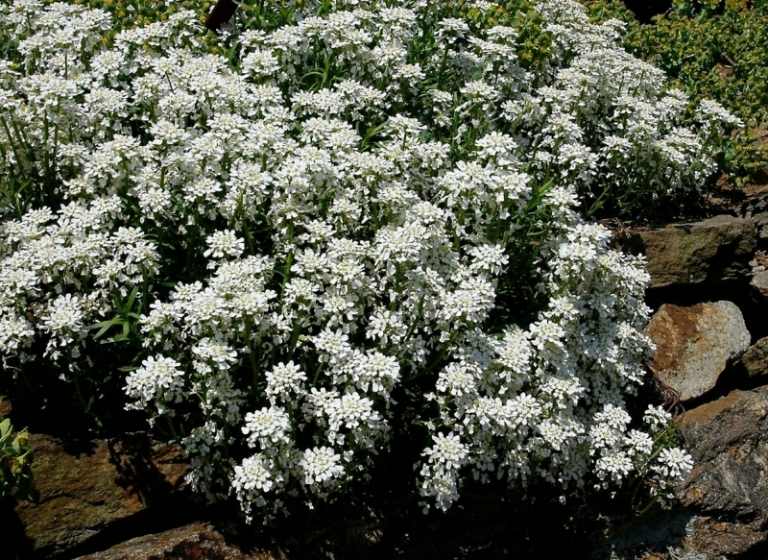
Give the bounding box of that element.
[584,0,768,190]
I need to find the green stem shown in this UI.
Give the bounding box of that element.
[243,318,259,388]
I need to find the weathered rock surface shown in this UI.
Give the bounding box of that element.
[674,387,768,557]
[600,388,768,558]
[752,211,768,240]
[740,336,768,378]
[621,215,756,288]
[593,509,695,560]
[646,301,751,401]
[14,433,188,558]
[75,522,283,560]
[0,395,11,417]
[752,269,768,300]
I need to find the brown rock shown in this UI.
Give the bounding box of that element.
[14,433,189,558]
[598,388,768,558]
[624,515,767,560]
[741,336,768,378]
[673,387,768,557]
[0,396,11,417]
[681,515,766,558]
[620,215,756,288]
[714,62,734,80]
[646,301,751,401]
[75,522,284,560]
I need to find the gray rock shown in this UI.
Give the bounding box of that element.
[592,509,695,560]
[619,215,756,289]
[599,387,768,560]
[646,301,751,401]
[597,389,768,559]
[752,270,768,300]
[752,212,768,240]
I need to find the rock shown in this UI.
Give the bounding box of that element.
[679,515,766,558]
[620,215,756,289]
[740,336,768,378]
[743,187,768,220]
[752,211,768,239]
[75,522,283,560]
[673,387,768,557]
[714,62,734,80]
[752,270,768,300]
[592,508,695,560]
[0,396,11,417]
[597,388,768,558]
[14,433,189,558]
[646,301,751,401]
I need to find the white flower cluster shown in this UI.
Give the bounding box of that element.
[0,197,159,367]
[125,356,185,418]
[0,0,696,519]
[518,1,740,215]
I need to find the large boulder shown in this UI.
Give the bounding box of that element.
[75,522,283,560]
[646,301,751,401]
[620,215,756,289]
[673,387,768,557]
[14,433,188,558]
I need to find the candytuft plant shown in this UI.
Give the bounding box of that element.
[0,0,704,522]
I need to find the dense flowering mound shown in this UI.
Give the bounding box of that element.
[0,0,709,520]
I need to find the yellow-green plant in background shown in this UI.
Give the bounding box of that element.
[0,414,34,502]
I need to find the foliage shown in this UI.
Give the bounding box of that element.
[583,0,768,188]
[0,0,701,522]
[0,413,34,501]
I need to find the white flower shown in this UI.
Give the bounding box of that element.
[232,453,282,522]
[125,356,185,412]
[596,451,634,484]
[0,0,714,521]
[643,405,672,434]
[424,433,469,471]
[41,293,85,335]
[299,446,345,487]
[654,448,694,481]
[265,361,307,402]
[204,230,245,261]
[242,406,292,447]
